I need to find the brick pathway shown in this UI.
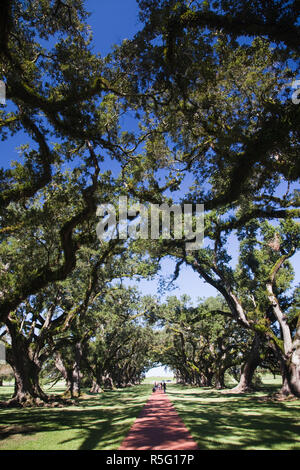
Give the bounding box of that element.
[119,389,199,450]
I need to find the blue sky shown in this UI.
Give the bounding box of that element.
[145,365,173,378]
[86,0,141,56]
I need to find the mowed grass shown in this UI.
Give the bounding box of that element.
[0,384,152,450]
[168,376,300,450]
[0,376,299,450]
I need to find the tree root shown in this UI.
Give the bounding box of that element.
[221,384,258,394]
[0,393,76,408]
[260,391,299,402]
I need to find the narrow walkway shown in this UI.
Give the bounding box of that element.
[119,389,199,450]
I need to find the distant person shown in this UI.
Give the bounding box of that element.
[162,381,166,393]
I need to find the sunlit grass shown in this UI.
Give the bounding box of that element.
[0,375,299,450]
[168,376,300,450]
[0,384,152,450]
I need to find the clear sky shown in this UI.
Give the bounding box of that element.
[145,365,174,378]
[86,0,141,56]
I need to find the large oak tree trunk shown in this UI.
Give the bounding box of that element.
[230,333,262,393]
[90,379,102,394]
[287,361,300,397]
[278,359,293,396]
[201,370,213,387]
[54,350,82,399]
[71,342,83,398]
[214,369,226,389]
[7,354,47,406]
[4,322,48,407]
[266,264,300,398]
[287,323,300,397]
[10,359,46,405]
[275,342,300,398]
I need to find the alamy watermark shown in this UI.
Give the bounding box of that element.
[283,79,300,105]
[96,197,204,251]
[0,80,6,105]
[0,341,6,364]
[291,80,300,104]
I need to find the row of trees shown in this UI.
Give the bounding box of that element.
[118,0,300,396]
[0,0,159,405]
[0,284,284,405]
[137,216,299,395]
[1,260,156,405]
[149,294,284,392]
[0,0,299,404]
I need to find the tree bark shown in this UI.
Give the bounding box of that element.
[90,379,102,394]
[103,375,114,389]
[286,321,300,397]
[71,342,83,397]
[201,369,213,387]
[4,321,48,406]
[273,342,299,397]
[230,333,262,393]
[278,359,292,396]
[54,350,81,399]
[266,276,300,398]
[214,369,226,389]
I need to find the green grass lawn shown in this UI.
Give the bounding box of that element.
[0,376,299,450]
[168,377,300,450]
[0,384,152,450]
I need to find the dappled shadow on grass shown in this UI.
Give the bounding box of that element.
[0,385,152,450]
[167,385,300,450]
[0,386,15,403]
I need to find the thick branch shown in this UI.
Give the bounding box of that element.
[175,9,300,52]
[0,113,54,208]
[0,152,102,323]
[266,248,296,354]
